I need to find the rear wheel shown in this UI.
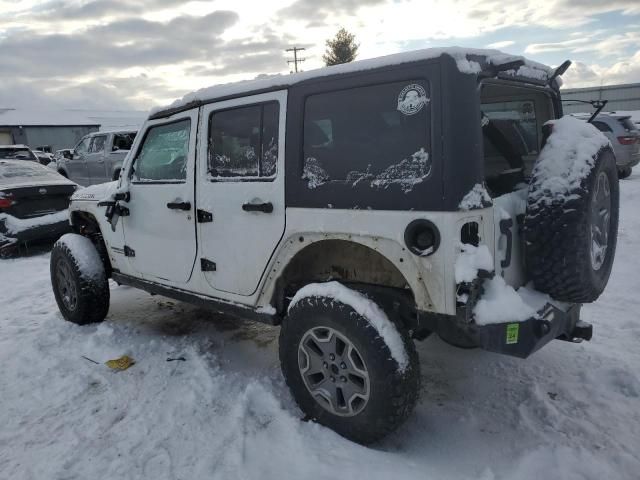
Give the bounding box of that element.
[279,290,419,444]
[50,233,110,325]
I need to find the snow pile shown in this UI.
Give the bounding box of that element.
[0,210,69,234]
[473,276,539,325]
[303,148,431,193]
[529,116,610,207]
[55,233,105,282]
[370,148,431,193]
[455,243,494,283]
[459,183,492,210]
[152,47,552,116]
[289,281,409,372]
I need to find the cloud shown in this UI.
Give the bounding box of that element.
[486,40,515,49]
[526,31,640,58]
[277,0,385,26]
[561,50,640,88]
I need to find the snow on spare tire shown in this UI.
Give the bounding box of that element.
[524,116,619,303]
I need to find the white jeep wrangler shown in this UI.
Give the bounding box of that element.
[50,48,619,444]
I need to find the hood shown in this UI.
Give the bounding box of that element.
[71,181,118,202]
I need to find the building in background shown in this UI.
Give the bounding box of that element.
[0,109,145,152]
[562,83,640,121]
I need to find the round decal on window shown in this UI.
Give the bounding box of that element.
[397,84,429,115]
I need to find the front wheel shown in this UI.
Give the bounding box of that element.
[50,233,110,325]
[618,166,632,179]
[279,286,419,444]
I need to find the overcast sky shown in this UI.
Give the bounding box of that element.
[1,0,638,112]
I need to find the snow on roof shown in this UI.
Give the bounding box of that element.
[152,47,554,117]
[0,109,100,127]
[0,109,145,129]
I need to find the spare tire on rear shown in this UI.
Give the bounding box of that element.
[524,117,619,303]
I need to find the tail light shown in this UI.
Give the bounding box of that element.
[0,193,15,209]
[617,136,638,145]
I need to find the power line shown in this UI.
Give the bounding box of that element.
[286,47,306,73]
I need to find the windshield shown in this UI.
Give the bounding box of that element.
[0,148,37,161]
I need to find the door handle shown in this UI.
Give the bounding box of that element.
[242,201,273,213]
[167,201,191,211]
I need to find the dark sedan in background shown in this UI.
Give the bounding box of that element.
[0,160,77,257]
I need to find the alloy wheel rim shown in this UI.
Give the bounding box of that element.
[298,326,370,417]
[590,171,611,271]
[56,258,78,311]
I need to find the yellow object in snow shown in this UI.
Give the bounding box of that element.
[105,355,135,371]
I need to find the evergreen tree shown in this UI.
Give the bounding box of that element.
[323,28,359,66]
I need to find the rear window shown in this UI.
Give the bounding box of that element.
[302,80,431,192]
[618,117,637,132]
[0,148,37,161]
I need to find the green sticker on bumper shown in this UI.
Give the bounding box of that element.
[506,323,519,344]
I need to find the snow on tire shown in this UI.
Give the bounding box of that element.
[279,282,419,445]
[50,233,110,325]
[524,117,619,303]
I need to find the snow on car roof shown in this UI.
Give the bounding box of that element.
[151,47,555,118]
[0,160,75,188]
[0,144,30,149]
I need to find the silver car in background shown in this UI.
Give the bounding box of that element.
[583,113,640,179]
[57,130,137,186]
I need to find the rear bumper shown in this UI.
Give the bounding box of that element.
[418,302,590,359]
[0,214,71,248]
[617,150,640,168]
[473,303,588,358]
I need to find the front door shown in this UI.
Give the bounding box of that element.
[197,91,286,296]
[68,136,90,185]
[122,110,198,284]
[86,134,108,185]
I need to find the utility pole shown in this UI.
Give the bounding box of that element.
[286,47,306,73]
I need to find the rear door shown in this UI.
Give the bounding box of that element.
[86,134,108,185]
[196,91,286,296]
[121,110,198,284]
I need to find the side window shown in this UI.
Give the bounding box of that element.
[132,119,191,182]
[302,80,431,191]
[90,135,106,153]
[113,132,136,151]
[592,121,612,133]
[208,102,279,179]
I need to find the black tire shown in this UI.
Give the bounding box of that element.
[279,294,419,445]
[618,166,632,179]
[525,147,619,303]
[50,233,110,325]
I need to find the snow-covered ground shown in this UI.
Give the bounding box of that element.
[1,175,640,480]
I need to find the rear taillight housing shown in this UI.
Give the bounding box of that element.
[617,136,638,145]
[0,193,14,209]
